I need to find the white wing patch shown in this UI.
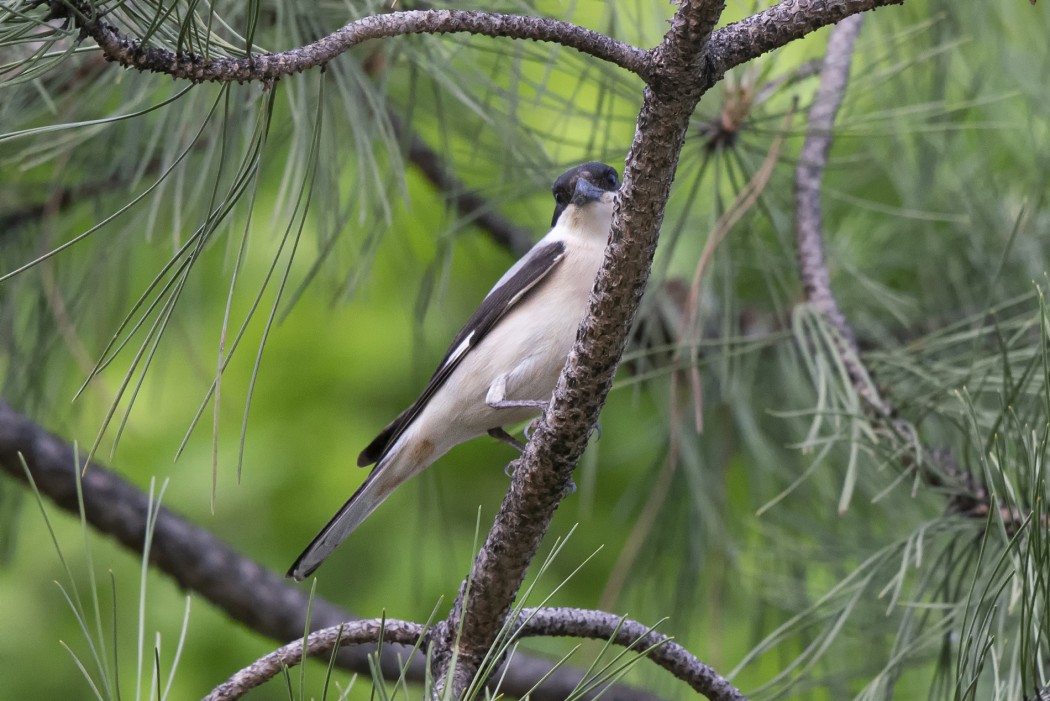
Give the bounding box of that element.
[441,331,476,373]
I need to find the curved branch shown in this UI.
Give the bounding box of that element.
[794,14,875,403]
[790,16,993,512]
[50,4,651,83]
[205,608,745,701]
[204,618,428,701]
[517,608,746,701]
[790,15,992,512]
[706,0,903,82]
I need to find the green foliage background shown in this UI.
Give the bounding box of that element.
[1,1,1049,699]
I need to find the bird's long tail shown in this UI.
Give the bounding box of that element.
[287,443,419,581]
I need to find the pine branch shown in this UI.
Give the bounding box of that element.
[795,14,874,404]
[203,618,427,701]
[0,400,664,701]
[516,608,746,701]
[707,0,904,80]
[790,16,998,517]
[204,607,746,701]
[430,0,724,694]
[42,2,651,84]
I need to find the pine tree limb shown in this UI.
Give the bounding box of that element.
[204,607,746,701]
[430,0,724,694]
[791,15,1000,517]
[40,2,651,84]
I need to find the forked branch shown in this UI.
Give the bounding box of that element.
[204,608,745,701]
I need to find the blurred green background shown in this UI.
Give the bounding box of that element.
[2,0,1050,699]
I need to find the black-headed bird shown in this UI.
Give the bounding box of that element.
[288,162,620,580]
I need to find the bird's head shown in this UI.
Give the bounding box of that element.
[550,162,620,229]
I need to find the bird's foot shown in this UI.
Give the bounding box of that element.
[488,427,526,452]
[523,418,543,440]
[487,398,549,410]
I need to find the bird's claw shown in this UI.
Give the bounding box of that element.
[488,427,526,452]
[523,418,543,441]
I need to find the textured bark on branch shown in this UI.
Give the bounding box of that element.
[794,14,873,398]
[48,3,650,84]
[707,0,903,81]
[204,618,427,701]
[205,607,744,701]
[517,608,745,701]
[430,0,727,694]
[40,0,907,88]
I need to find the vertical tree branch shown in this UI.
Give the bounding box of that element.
[791,17,992,510]
[430,1,727,695]
[794,14,876,403]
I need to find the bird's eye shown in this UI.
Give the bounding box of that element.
[605,172,618,189]
[554,187,570,205]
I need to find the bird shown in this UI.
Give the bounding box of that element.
[287,161,620,581]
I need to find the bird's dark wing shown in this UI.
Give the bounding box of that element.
[357,240,568,467]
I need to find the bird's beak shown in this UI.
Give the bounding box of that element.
[570,178,609,207]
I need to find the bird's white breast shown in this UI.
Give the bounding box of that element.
[413,206,611,459]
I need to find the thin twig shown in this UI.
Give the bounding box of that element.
[203,619,427,701]
[794,14,882,410]
[791,16,993,513]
